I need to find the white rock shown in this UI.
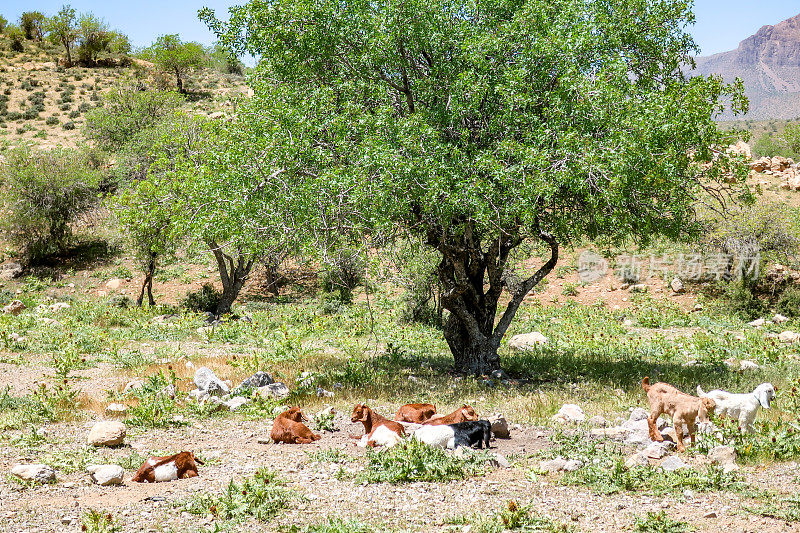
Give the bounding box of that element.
[644,442,672,459]
[628,408,649,422]
[747,318,765,327]
[562,459,583,472]
[551,404,585,423]
[87,421,126,447]
[256,382,290,399]
[223,397,249,411]
[105,279,123,290]
[540,458,567,472]
[660,456,688,472]
[588,415,608,427]
[123,380,144,393]
[774,314,790,324]
[104,403,128,418]
[0,262,23,280]
[630,284,648,293]
[708,446,738,471]
[86,464,124,486]
[670,278,685,293]
[625,452,648,468]
[50,302,71,312]
[622,318,634,327]
[508,332,548,351]
[739,360,760,371]
[779,331,800,343]
[491,453,511,468]
[193,367,229,396]
[11,464,55,483]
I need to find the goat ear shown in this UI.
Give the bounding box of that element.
[696,385,705,397]
[757,389,771,409]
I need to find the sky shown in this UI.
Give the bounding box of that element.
[1,0,800,56]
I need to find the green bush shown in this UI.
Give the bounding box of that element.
[777,286,800,317]
[62,121,75,130]
[0,15,7,34]
[45,116,59,126]
[182,283,220,314]
[358,438,491,484]
[185,468,295,523]
[7,25,25,52]
[321,248,364,304]
[634,511,690,533]
[0,146,101,263]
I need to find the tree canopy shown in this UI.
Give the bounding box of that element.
[140,34,207,93]
[200,0,749,373]
[45,5,78,66]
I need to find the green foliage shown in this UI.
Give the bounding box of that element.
[0,15,7,33]
[456,500,574,533]
[285,518,377,533]
[777,287,800,317]
[306,448,351,464]
[45,5,78,66]
[139,34,207,92]
[7,25,24,52]
[321,248,364,304]
[202,0,749,373]
[208,43,244,75]
[0,145,101,263]
[358,438,490,484]
[20,11,45,41]
[781,124,800,157]
[747,495,800,523]
[124,370,183,427]
[182,283,220,314]
[185,468,296,523]
[312,409,337,432]
[634,511,691,533]
[76,13,112,65]
[84,83,184,152]
[81,510,121,533]
[752,133,790,159]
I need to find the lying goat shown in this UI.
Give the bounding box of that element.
[395,403,437,424]
[414,420,491,449]
[423,405,478,426]
[131,451,204,483]
[271,407,321,444]
[351,403,406,447]
[697,383,775,433]
[642,377,715,452]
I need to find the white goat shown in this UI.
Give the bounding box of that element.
[697,383,775,433]
[357,425,403,448]
[413,424,456,449]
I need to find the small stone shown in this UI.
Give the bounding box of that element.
[193,367,230,397]
[670,278,684,293]
[703,512,717,519]
[256,382,290,399]
[774,313,790,324]
[0,262,23,280]
[625,453,648,468]
[3,300,25,316]
[223,397,249,411]
[588,415,608,427]
[124,380,144,393]
[104,403,128,418]
[551,404,585,423]
[316,387,334,398]
[660,456,688,472]
[540,458,567,473]
[86,464,124,486]
[491,453,511,468]
[739,360,760,371]
[562,459,583,472]
[622,318,634,327]
[488,414,510,439]
[708,446,737,469]
[105,279,123,290]
[87,421,126,447]
[232,371,274,394]
[693,303,703,311]
[630,284,648,293]
[779,330,800,343]
[508,332,548,351]
[50,302,71,312]
[747,318,765,327]
[11,464,55,483]
[644,442,672,459]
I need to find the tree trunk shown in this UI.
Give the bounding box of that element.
[175,68,184,93]
[426,219,558,375]
[64,41,72,67]
[137,253,157,307]
[208,240,255,316]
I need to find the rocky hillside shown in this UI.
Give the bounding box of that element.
[693,13,800,120]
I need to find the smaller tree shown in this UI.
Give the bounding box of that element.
[140,35,206,93]
[19,11,45,41]
[0,15,8,33]
[0,146,101,263]
[208,44,244,75]
[76,13,112,65]
[7,25,24,52]
[781,124,800,159]
[45,5,78,67]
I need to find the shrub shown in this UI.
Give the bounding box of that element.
[124,370,183,428]
[321,248,364,304]
[62,121,75,130]
[634,511,690,533]
[0,16,7,34]
[80,509,120,533]
[358,439,490,484]
[45,116,59,126]
[185,468,295,523]
[0,146,101,263]
[20,11,45,41]
[7,25,24,52]
[182,283,220,314]
[777,286,800,317]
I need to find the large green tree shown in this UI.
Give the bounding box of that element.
[202,0,748,373]
[45,5,78,67]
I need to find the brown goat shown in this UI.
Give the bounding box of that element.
[642,377,715,452]
[131,451,204,483]
[351,403,406,445]
[395,403,437,424]
[271,407,321,444]
[423,405,478,426]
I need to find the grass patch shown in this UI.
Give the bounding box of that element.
[357,438,492,484]
[447,500,574,532]
[746,494,800,523]
[185,468,297,524]
[633,511,692,533]
[284,518,378,532]
[81,509,121,533]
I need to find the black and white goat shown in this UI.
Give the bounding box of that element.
[413,420,491,449]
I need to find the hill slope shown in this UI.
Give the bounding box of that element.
[693,13,800,120]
